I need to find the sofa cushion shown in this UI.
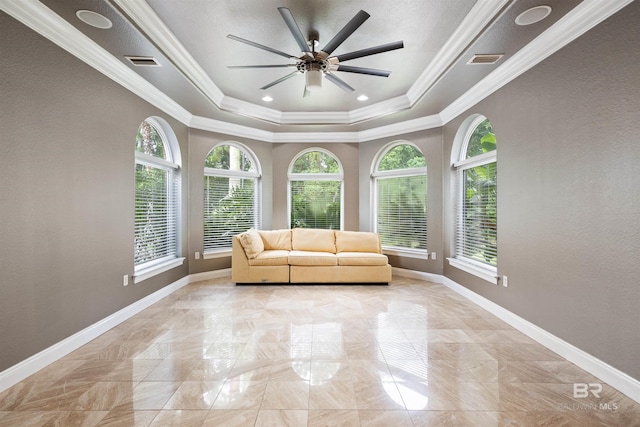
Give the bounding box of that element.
[292,228,336,253]
[248,250,290,266]
[288,250,338,266]
[238,229,264,259]
[337,252,389,266]
[335,231,382,253]
[259,229,292,250]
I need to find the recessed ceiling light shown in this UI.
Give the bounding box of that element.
[76,10,113,29]
[515,5,552,26]
[357,95,369,102]
[262,95,273,102]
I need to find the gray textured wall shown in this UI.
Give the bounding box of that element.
[442,3,640,380]
[0,13,189,371]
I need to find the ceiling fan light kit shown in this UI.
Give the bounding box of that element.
[227,7,404,97]
[305,69,322,92]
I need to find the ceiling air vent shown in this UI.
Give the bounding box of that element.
[467,54,504,65]
[125,56,161,67]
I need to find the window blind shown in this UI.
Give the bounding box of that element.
[456,161,497,266]
[204,176,258,251]
[134,163,178,266]
[376,175,427,250]
[290,180,341,229]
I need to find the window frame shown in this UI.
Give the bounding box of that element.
[134,117,184,283]
[371,142,428,258]
[448,114,498,284]
[202,142,262,258]
[288,148,344,230]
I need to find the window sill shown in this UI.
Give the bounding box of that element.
[447,257,497,285]
[134,257,185,284]
[203,250,231,259]
[383,247,428,259]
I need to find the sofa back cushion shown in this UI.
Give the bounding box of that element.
[259,229,292,250]
[238,229,264,259]
[292,228,336,253]
[335,231,382,253]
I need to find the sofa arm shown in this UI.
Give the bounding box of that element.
[231,235,251,283]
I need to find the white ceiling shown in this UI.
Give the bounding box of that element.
[4,0,632,140]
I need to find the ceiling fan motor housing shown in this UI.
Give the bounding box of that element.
[297,61,328,73]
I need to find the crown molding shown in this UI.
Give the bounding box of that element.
[439,0,636,125]
[111,0,225,106]
[1,0,193,126]
[359,114,443,142]
[3,0,633,142]
[189,115,274,142]
[406,0,510,103]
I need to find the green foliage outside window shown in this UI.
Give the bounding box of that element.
[377,175,427,249]
[136,120,165,158]
[375,144,427,250]
[204,177,256,250]
[290,151,342,230]
[466,119,496,158]
[292,151,339,173]
[135,165,169,264]
[135,120,173,266]
[461,119,497,266]
[205,145,253,171]
[378,144,426,171]
[290,180,341,229]
[203,145,258,251]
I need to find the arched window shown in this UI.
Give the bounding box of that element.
[134,117,182,279]
[372,142,427,254]
[450,115,497,282]
[204,143,261,253]
[288,149,343,230]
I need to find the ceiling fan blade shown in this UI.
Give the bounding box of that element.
[319,10,370,57]
[228,64,295,69]
[278,7,312,54]
[227,34,297,60]
[261,71,300,90]
[325,73,355,93]
[335,41,404,62]
[336,65,391,77]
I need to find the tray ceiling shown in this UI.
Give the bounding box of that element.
[3,0,633,140]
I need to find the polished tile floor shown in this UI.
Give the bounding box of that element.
[1,276,638,426]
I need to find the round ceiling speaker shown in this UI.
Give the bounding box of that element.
[515,5,552,26]
[76,10,113,29]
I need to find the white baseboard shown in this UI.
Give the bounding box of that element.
[393,267,640,404]
[438,275,640,405]
[188,268,231,283]
[1,273,199,393]
[2,267,638,406]
[392,267,443,284]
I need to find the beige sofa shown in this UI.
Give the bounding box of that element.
[232,228,392,284]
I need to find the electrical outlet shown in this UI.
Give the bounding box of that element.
[431,252,436,260]
[195,251,200,260]
[503,275,508,287]
[123,274,129,286]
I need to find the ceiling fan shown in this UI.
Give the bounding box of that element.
[227,7,404,97]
